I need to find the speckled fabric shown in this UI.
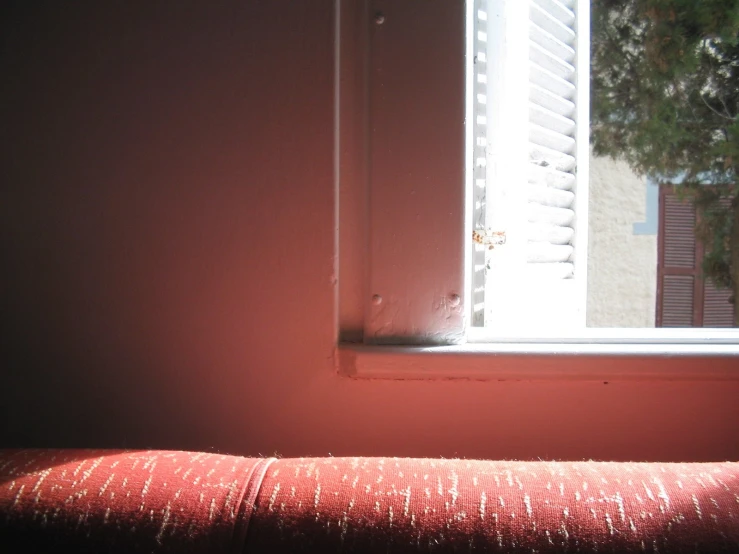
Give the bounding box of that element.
[0,449,271,553]
[249,457,739,553]
[2,450,739,553]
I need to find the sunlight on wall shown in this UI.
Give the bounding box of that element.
[587,153,658,327]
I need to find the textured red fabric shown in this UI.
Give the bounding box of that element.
[0,449,266,553]
[2,449,739,553]
[249,457,739,552]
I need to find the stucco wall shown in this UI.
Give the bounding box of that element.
[2,1,737,462]
[587,154,658,327]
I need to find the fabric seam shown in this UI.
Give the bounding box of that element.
[231,457,277,554]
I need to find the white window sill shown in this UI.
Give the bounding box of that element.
[467,327,739,344]
[337,339,739,380]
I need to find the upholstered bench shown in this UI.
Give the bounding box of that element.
[2,449,738,552]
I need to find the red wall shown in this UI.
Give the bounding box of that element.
[2,1,738,461]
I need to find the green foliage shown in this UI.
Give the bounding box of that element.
[591,0,739,293]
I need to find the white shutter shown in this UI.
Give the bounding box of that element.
[476,0,589,332]
[470,4,490,327]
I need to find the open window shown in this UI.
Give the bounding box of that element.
[336,0,739,377]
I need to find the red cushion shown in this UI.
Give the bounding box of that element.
[2,449,739,552]
[0,449,267,553]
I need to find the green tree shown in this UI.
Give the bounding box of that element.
[590,0,739,323]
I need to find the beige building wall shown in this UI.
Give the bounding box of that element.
[587,154,658,327]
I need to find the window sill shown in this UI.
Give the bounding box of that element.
[337,342,739,380]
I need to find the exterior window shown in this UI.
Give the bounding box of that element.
[657,188,736,327]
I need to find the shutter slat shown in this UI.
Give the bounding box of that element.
[529,103,575,136]
[530,62,576,99]
[527,184,574,208]
[530,22,575,63]
[527,164,575,190]
[532,0,576,27]
[529,143,576,172]
[527,222,574,244]
[528,203,575,226]
[529,41,575,81]
[529,2,575,45]
[530,84,575,118]
[529,124,576,153]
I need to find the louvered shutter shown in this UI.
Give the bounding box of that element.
[657,188,736,327]
[475,0,588,331]
[702,196,736,327]
[703,281,735,327]
[658,191,697,327]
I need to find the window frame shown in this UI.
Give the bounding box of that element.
[335,0,739,379]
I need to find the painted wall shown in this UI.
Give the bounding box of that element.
[2,1,738,462]
[587,155,658,327]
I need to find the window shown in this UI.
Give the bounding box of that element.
[657,188,736,327]
[336,0,739,378]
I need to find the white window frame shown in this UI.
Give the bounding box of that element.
[335,0,739,380]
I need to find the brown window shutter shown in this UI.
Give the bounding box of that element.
[703,280,734,327]
[660,275,695,327]
[656,187,736,327]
